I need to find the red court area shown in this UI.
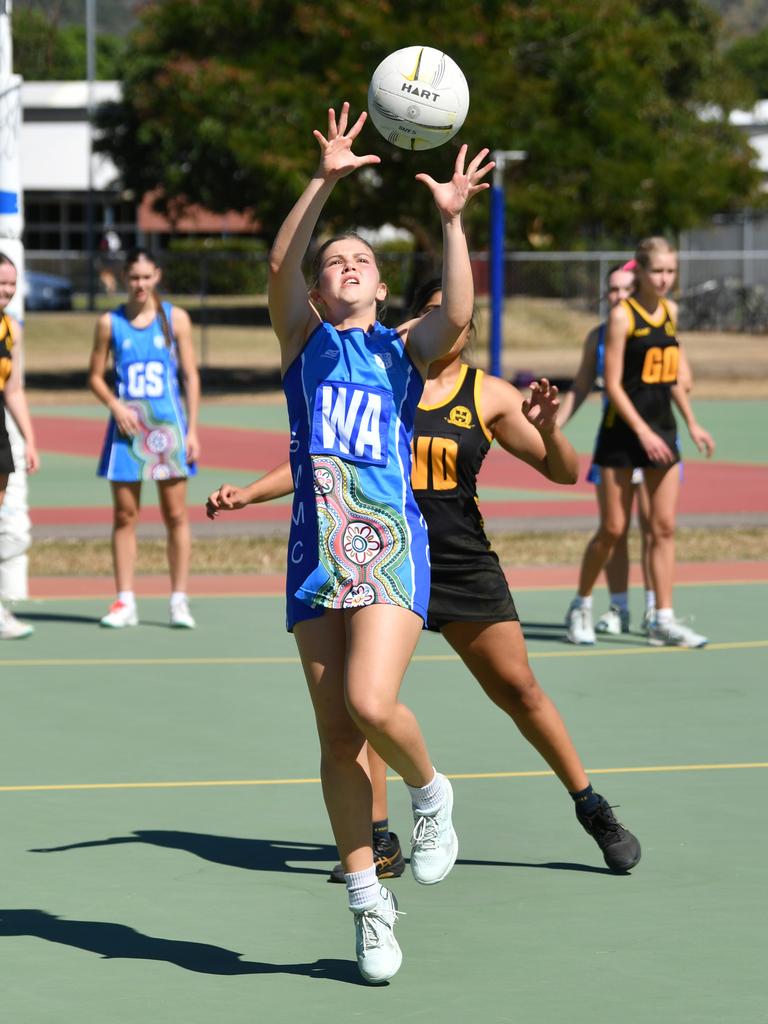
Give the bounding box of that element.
[34,416,768,528]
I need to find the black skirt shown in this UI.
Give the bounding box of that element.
[426,550,519,632]
[0,399,14,475]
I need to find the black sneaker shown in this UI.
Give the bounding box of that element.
[328,831,406,884]
[577,797,641,872]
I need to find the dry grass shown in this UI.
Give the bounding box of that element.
[28,527,768,578]
[22,296,768,394]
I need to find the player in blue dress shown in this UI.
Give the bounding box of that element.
[88,249,200,630]
[268,101,493,983]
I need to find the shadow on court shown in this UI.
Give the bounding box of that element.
[21,612,184,630]
[520,620,568,642]
[455,856,616,875]
[20,611,101,625]
[30,831,338,876]
[0,910,365,983]
[520,620,651,645]
[30,830,615,877]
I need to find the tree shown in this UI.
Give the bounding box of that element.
[723,28,768,98]
[12,7,124,81]
[96,0,762,251]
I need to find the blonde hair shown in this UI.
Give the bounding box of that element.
[635,236,676,270]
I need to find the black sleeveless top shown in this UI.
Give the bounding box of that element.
[612,296,678,430]
[411,364,493,564]
[0,313,13,396]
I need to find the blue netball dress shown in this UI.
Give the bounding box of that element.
[97,303,196,482]
[282,320,430,630]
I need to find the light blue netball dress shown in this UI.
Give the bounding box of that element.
[97,302,196,482]
[282,320,430,631]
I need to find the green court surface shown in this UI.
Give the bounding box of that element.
[31,397,768,463]
[27,452,275,510]
[1,580,766,1023]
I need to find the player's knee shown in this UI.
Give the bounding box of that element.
[599,519,627,546]
[317,719,363,762]
[162,507,188,531]
[496,667,544,714]
[345,692,392,734]
[113,505,138,529]
[651,517,675,541]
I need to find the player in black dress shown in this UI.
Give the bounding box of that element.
[564,238,714,648]
[208,279,642,874]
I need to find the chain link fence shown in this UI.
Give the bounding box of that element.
[24,246,768,334]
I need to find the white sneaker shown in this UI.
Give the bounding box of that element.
[100,600,138,628]
[0,607,34,640]
[565,600,595,644]
[353,886,402,984]
[595,605,630,635]
[647,617,707,648]
[410,775,458,885]
[170,597,196,629]
[641,609,655,636]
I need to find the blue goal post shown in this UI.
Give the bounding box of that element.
[489,150,526,378]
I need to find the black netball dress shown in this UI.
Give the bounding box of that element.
[0,314,15,475]
[593,297,680,469]
[412,364,518,631]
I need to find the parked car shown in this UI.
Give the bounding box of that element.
[24,271,73,311]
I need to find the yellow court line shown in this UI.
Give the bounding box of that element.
[1,639,767,669]
[2,762,767,794]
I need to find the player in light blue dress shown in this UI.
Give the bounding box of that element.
[269,101,493,983]
[97,301,194,483]
[89,249,200,631]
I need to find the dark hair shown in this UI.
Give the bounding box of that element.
[123,248,173,348]
[408,277,443,319]
[310,232,378,286]
[0,252,16,271]
[408,275,477,344]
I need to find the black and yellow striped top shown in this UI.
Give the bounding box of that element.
[0,313,14,393]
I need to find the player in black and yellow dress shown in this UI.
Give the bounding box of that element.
[206,279,642,874]
[0,253,40,640]
[566,237,715,649]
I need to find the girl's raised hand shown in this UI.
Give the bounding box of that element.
[522,378,560,435]
[415,145,494,219]
[313,102,381,182]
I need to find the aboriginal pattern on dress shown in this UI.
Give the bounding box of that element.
[311,454,411,611]
[282,319,429,629]
[97,302,196,482]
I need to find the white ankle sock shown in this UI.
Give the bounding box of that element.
[117,591,135,608]
[345,864,379,910]
[170,591,187,607]
[656,607,673,624]
[645,590,656,612]
[407,769,444,816]
[575,594,592,610]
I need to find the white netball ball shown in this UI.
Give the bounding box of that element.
[367,46,469,151]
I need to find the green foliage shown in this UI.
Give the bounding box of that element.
[95,0,762,250]
[164,238,268,295]
[12,8,124,80]
[723,29,768,98]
